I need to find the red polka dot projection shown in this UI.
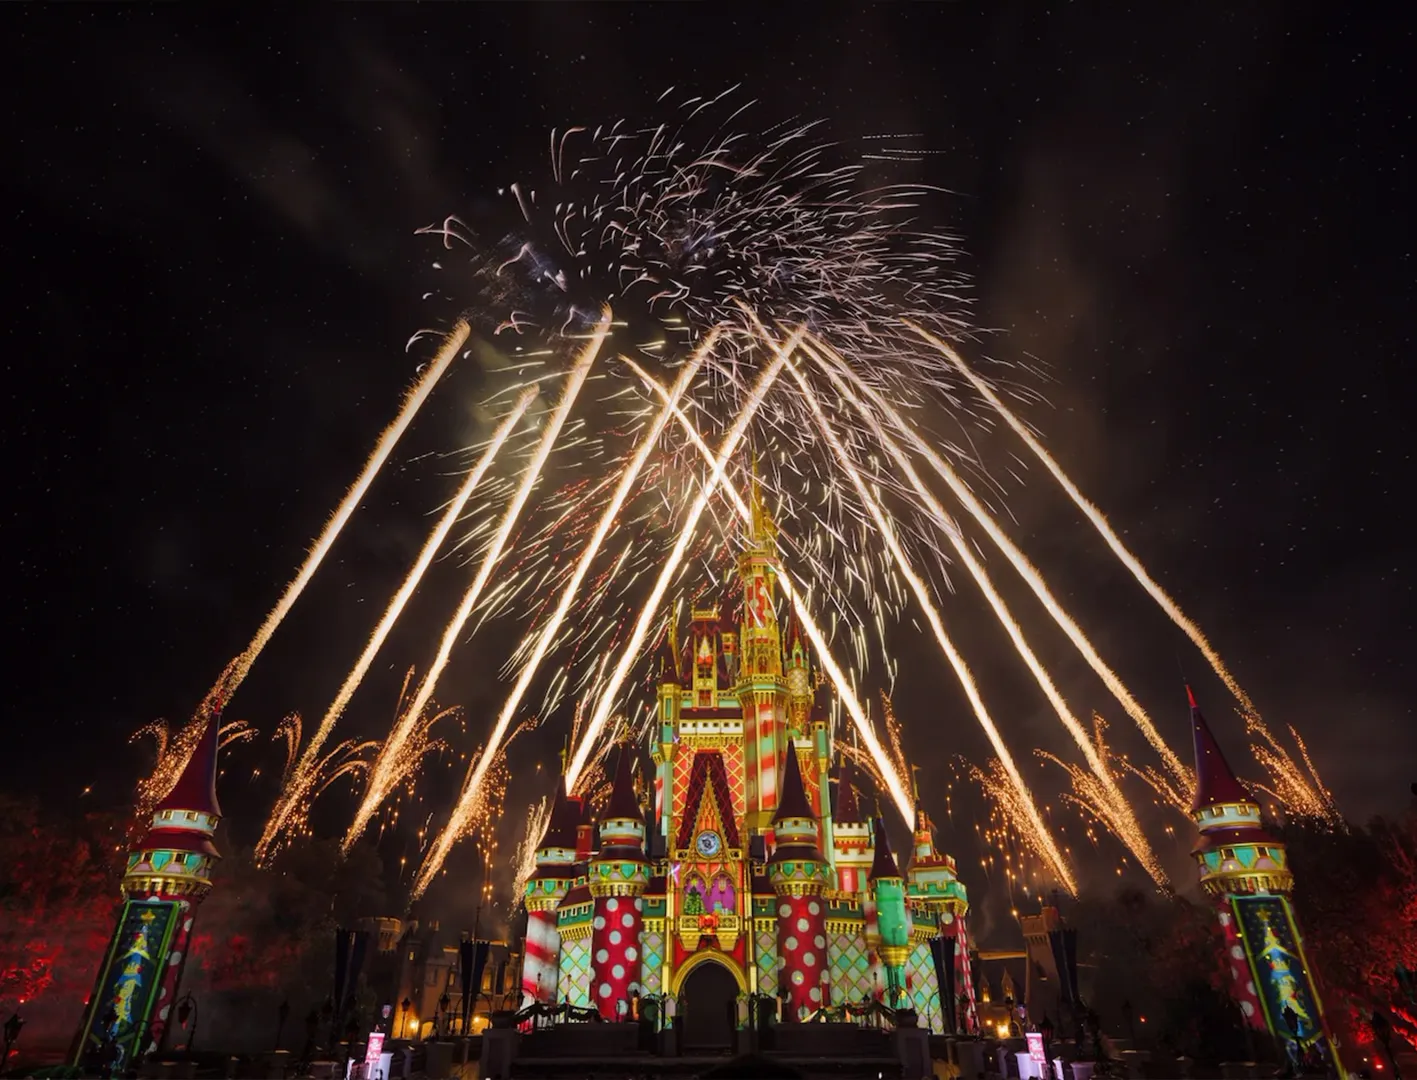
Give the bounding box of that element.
[590,895,644,1020]
[776,896,829,1019]
[1215,903,1267,1030]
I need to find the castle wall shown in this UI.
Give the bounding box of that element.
[557,937,591,1008]
[641,927,666,996]
[905,940,944,1034]
[754,918,778,996]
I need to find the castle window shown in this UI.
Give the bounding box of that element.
[1256,846,1269,857]
[1221,848,1236,860]
[186,811,198,821]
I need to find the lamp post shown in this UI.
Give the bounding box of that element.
[400,997,412,1039]
[2,1013,24,1070]
[437,993,450,1037]
[275,1000,290,1051]
[1040,1015,1054,1076]
[175,993,199,1053]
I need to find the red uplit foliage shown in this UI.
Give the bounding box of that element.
[0,794,127,1046]
[1286,809,1417,1057]
[0,792,390,1054]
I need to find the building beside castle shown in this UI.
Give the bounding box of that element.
[519,486,978,1045]
[1187,687,1339,1067]
[73,711,225,1070]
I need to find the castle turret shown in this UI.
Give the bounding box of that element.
[1187,688,1338,1064]
[832,763,873,893]
[869,817,911,1008]
[908,804,978,1033]
[769,743,833,1020]
[75,711,225,1068]
[521,773,583,1006]
[739,467,788,830]
[587,747,650,1018]
[652,626,682,836]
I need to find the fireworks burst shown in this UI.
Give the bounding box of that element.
[129,91,1337,904]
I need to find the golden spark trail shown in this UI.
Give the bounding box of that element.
[775,349,1076,890]
[812,334,1189,787]
[411,332,720,897]
[257,386,535,862]
[623,354,921,828]
[904,322,1257,719]
[347,311,611,850]
[801,343,1168,887]
[139,321,470,816]
[564,326,806,790]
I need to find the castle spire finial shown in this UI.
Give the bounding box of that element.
[748,454,776,545]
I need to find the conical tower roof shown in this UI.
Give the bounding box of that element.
[772,741,817,828]
[604,744,642,823]
[156,709,223,819]
[1187,686,1251,812]
[834,762,863,824]
[540,775,580,851]
[869,816,902,881]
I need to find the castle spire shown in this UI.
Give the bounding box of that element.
[869,816,902,881]
[156,709,224,820]
[1187,684,1251,812]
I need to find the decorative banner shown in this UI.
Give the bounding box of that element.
[363,1030,385,1078]
[1047,926,1079,1006]
[1231,897,1325,1044]
[1027,1032,1046,1063]
[76,900,180,1071]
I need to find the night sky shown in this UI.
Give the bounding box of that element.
[6,6,1413,919]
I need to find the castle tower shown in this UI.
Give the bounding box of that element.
[738,468,788,831]
[869,817,910,1008]
[783,616,813,736]
[521,774,582,1006]
[652,627,682,837]
[74,712,224,1068]
[588,747,650,1019]
[1187,688,1338,1063]
[907,804,978,1033]
[769,742,833,1020]
[832,763,873,893]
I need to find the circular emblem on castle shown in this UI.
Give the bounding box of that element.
[695,830,723,858]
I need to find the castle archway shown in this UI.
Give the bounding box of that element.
[679,959,738,1051]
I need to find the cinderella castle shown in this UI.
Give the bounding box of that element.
[518,484,979,1044]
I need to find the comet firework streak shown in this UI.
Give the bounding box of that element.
[258,385,536,863]
[138,322,470,821]
[346,312,610,851]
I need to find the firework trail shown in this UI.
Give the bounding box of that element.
[618,352,916,826]
[511,796,553,911]
[564,326,804,790]
[796,337,1166,885]
[768,330,1074,889]
[136,321,469,820]
[968,757,1072,895]
[412,331,718,896]
[258,386,536,863]
[346,311,609,850]
[1037,715,1172,892]
[809,334,1189,788]
[910,322,1339,821]
[1251,724,1342,825]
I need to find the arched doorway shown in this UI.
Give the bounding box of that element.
[680,960,738,1051]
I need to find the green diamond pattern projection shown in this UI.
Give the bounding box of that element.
[558,938,591,1007]
[906,942,943,1033]
[641,930,665,995]
[829,932,875,1004]
[755,926,777,996]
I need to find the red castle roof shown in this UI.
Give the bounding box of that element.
[869,816,902,880]
[1187,685,1252,813]
[155,710,223,819]
[603,745,642,823]
[772,743,817,827]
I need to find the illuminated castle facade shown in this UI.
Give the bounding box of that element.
[74,712,224,1069]
[521,487,978,1035]
[1187,688,1339,1065]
